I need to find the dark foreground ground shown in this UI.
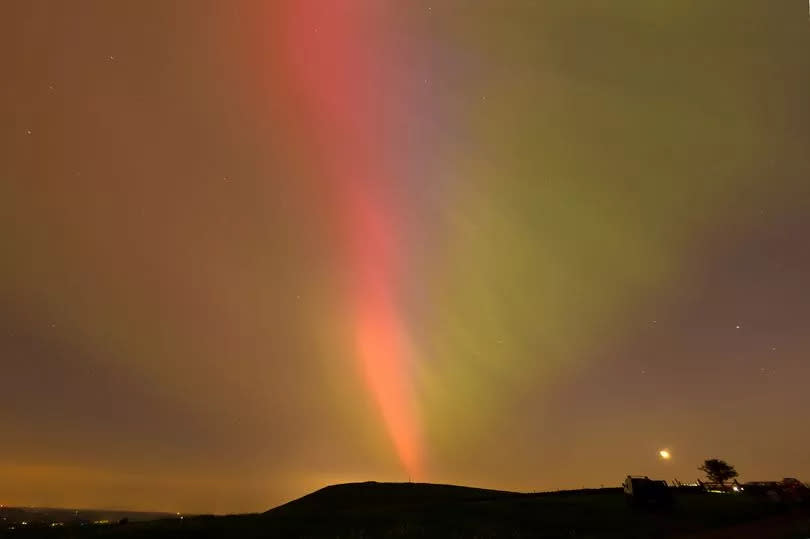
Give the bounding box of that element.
[3,482,809,538]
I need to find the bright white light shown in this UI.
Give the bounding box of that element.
[659,449,671,460]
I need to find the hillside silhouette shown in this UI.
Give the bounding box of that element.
[5,482,806,537]
[266,481,521,516]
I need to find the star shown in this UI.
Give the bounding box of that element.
[25,129,32,135]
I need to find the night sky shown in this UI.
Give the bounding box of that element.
[2,1,809,514]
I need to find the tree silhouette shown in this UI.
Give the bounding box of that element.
[699,459,738,485]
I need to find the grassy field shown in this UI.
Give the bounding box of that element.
[4,482,808,538]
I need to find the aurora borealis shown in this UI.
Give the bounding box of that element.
[2,1,809,513]
[278,1,427,477]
